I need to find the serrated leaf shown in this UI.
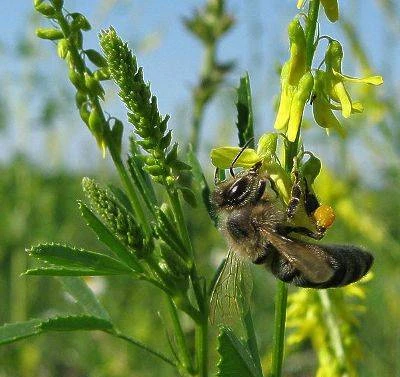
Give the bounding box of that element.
[25,267,125,276]
[78,202,143,273]
[39,315,113,332]
[217,326,262,377]
[0,316,112,346]
[27,244,134,275]
[59,277,111,321]
[236,73,254,148]
[0,319,42,345]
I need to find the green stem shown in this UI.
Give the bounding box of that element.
[167,190,208,377]
[109,329,177,368]
[272,3,321,374]
[167,298,195,374]
[305,0,321,68]
[195,317,209,377]
[190,42,216,153]
[270,280,288,377]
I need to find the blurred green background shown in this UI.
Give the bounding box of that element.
[1,1,399,376]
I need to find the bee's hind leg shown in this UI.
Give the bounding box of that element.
[286,170,303,219]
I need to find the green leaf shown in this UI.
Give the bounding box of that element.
[0,315,113,346]
[25,267,125,276]
[59,277,111,321]
[236,73,254,148]
[0,319,42,345]
[39,315,113,332]
[78,202,144,273]
[242,310,263,377]
[27,243,134,275]
[217,326,262,377]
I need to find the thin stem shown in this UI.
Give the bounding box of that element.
[305,0,321,68]
[167,190,208,377]
[271,2,321,374]
[167,298,195,374]
[190,42,216,153]
[108,329,177,368]
[270,280,288,377]
[195,317,209,377]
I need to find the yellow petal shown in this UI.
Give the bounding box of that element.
[321,0,339,22]
[256,133,278,157]
[332,69,383,85]
[287,19,307,85]
[287,72,314,141]
[210,147,261,169]
[313,96,347,138]
[330,101,364,114]
[331,80,352,118]
[297,0,306,9]
[274,84,295,130]
[263,162,292,203]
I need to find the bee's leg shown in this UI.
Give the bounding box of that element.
[267,177,280,198]
[286,170,303,219]
[303,178,320,217]
[286,170,321,219]
[278,225,325,240]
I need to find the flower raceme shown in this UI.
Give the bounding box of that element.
[312,40,383,136]
[274,19,313,142]
[274,24,383,140]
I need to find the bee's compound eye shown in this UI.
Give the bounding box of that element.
[313,204,335,229]
[226,177,250,204]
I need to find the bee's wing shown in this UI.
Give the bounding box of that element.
[209,249,253,326]
[261,229,335,284]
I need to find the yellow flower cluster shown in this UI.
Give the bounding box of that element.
[274,21,383,141]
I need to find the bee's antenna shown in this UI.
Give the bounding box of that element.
[229,138,254,177]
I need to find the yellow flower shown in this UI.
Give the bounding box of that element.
[311,40,383,136]
[210,133,292,202]
[321,0,339,22]
[297,0,339,22]
[274,19,313,142]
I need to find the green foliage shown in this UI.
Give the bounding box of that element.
[1,1,394,377]
[26,244,134,276]
[217,326,262,377]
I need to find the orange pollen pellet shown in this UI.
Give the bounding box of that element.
[313,204,335,229]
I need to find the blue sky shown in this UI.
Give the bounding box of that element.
[0,0,397,172]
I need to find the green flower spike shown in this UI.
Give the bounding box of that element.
[274,19,313,142]
[324,40,383,119]
[211,133,292,203]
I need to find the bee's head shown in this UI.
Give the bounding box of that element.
[212,163,266,209]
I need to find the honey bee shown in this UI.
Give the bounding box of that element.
[210,160,373,309]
